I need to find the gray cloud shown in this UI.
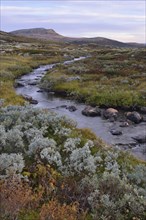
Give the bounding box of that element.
[1,0,145,43]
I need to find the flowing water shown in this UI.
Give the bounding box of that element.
[15,57,146,161]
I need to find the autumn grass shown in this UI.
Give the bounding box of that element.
[0,50,66,106]
[0,82,25,106]
[0,55,33,105]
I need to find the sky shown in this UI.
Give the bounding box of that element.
[1,0,145,43]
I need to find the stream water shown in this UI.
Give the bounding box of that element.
[15,57,146,161]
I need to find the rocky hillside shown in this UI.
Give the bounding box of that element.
[10,28,67,41]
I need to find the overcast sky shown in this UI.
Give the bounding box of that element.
[1,0,145,43]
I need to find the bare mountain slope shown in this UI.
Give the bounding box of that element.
[10,28,67,41]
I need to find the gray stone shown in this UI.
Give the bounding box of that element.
[56,105,67,109]
[66,106,77,112]
[126,111,143,124]
[119,122,129,127]
[82,106,101,117]
[132,135,146,143]
[30,99,38,104]
[28,82,37,86]
[22,94,38,104]
[16,82,25,87]
[22,94,32,101]
[110,129,122,135]
[103,108,118,119]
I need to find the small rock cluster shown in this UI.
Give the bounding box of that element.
[81,106,145,141]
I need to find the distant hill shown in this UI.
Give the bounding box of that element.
[10,28,129,47]
[0,30,40,43]
[10,28,67,41]
[127,42,146,47]
[2,28,145,48]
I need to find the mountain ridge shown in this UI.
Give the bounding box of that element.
[2,28,145,47]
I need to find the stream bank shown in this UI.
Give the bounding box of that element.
[15,57,146,161]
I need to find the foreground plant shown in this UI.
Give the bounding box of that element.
[0,105,146,219]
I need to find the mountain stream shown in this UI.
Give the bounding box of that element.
[15,57,146,161]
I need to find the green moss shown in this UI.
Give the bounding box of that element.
[18,210,39,220]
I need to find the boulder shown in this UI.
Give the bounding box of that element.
[110,129,122,135]
[15,82,25,87]
[126,111,143,124]
[30,99,38,104]
[132,134,146,143]
[37,89,43,93]
[103,108,118,120]
[58,105,67,108]
[82,106,101,117]
[22,94,32,101]
[119,122,129,127]
[66,106,77,112]
[28,82,37,86]
[22,95,38,104]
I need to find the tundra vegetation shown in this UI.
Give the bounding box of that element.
[0,105,146,220]
[0,36,86,106]
[0,33,146,219]
[40,47,146,108]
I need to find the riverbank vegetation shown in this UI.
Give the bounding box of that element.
[41,47,146,107]
[0,38,86,106]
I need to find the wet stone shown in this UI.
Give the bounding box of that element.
[103,108,118,119]
[66,106,77,112]
[119,122,129,127]
[30,99,38,104]
[110,129,123,135]
[132,134,146,144]
[126,111,143,124]
[82,106,101,117]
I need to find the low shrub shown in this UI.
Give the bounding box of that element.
[0,105,145,219]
